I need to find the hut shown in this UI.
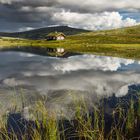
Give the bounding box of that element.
[46,32,66,41]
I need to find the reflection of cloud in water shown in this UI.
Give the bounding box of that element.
[53,55,135,72]
[0,51,140,115]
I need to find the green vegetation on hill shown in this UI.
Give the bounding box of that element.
[0,25,140,59]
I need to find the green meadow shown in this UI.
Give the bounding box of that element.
[0,25,140,59]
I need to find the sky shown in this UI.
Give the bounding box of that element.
[0,0,140,32]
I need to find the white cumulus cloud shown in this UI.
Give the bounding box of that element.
[52,11,138,30]
[0,0,140,31]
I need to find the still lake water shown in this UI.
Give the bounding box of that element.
[0,51,140,116]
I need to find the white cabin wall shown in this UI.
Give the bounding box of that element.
[57,36,65,40]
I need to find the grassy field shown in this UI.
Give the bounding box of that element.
[0,25,140,59]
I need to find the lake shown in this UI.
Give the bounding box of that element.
[0,51,140,117]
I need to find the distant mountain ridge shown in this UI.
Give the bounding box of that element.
[0,26,89,39]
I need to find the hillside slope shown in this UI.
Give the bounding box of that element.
[104,24,140,35]
[70,24,140,44]
[0,26,89,39]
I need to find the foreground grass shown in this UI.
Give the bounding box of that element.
[0,93,140,140]
[1,25,140,59]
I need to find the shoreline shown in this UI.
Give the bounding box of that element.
[0,46,82,58]
[0,46,140,60]
[0,45,140,61]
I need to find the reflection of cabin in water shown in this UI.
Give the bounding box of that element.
[46,32,66,41]
[46,47,65,54]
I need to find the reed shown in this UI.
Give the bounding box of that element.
[0,94,140,140]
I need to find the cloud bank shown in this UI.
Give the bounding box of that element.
[0,0,139,31]
[52,11,137,30]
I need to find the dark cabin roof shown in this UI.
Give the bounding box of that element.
[47,32,66,37]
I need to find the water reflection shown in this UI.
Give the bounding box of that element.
[0,51,140,115]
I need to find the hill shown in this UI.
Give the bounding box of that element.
[0,24,140,59]
[0,26,89,39]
